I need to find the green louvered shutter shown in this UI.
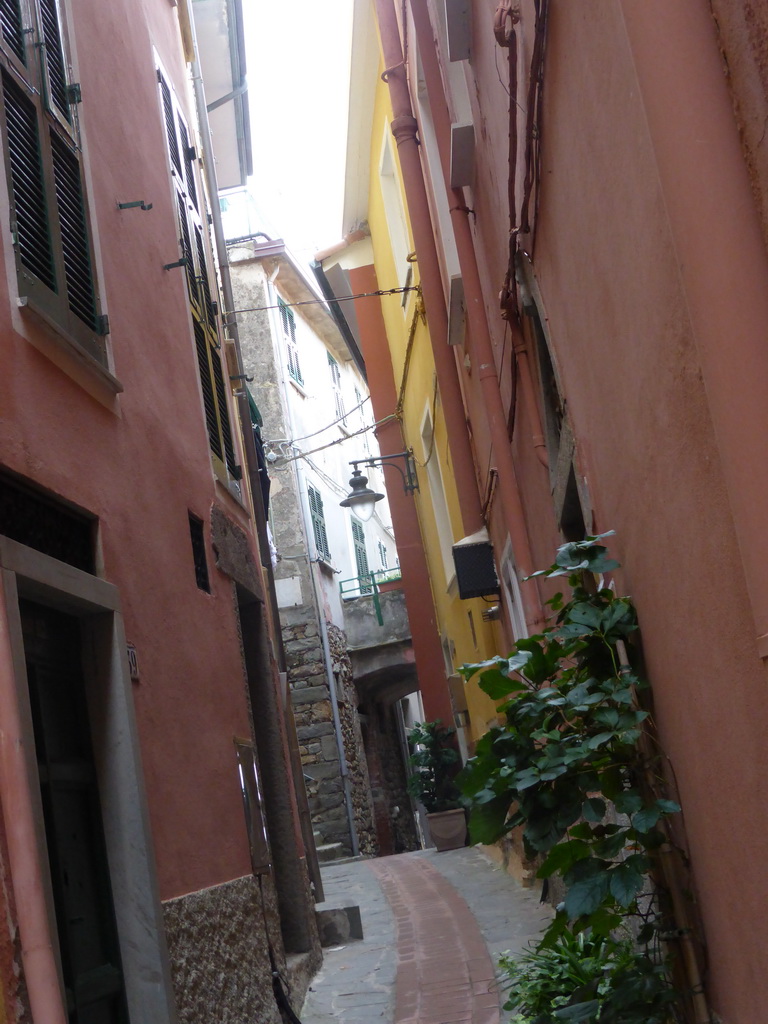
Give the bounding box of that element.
[0,0,25,63]
[352,519,371,593]
[3,73,55,289]
[50,129,97,329]
[308,485,330,561]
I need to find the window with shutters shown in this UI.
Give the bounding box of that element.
[378,540,388,569]
[278,298,303,386]
[157,64,238,481]
[328,352,346,425]
[351,518,371,593]
[0,0,108,365]
[307,484,331,561]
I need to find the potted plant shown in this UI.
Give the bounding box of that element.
[407,721,467,851]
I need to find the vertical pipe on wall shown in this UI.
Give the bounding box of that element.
[182,0,323,934]
[0,574,68,1024]
[372,0,484,538]
[381,0,545,630]
[349,262,457,728]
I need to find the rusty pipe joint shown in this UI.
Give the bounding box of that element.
[391,114,419,147]
[494,0,521,46]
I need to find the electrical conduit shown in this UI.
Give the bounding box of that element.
[378,0,545,630]
[373,0,484,538]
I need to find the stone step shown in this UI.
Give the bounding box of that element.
[316,841,345,863]
[314,900,363,947]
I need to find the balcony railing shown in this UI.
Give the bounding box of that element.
[339,568,403,625]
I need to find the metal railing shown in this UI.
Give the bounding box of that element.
[339,569,403,625]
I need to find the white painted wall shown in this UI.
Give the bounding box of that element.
[265,278,398,630]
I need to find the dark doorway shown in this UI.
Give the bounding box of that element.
[20,600,128,1024]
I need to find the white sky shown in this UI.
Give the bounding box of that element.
[237,0,354,266]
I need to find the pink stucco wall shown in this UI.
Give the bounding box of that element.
[0,0,253,900]
[424,0,768,1019]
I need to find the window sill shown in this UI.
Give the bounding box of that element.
[19,297,123,399]
[288,376,307,398]
[316,556,337,575]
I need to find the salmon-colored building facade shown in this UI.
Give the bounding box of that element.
[0,0,318,1021]
[340,0,768,1021]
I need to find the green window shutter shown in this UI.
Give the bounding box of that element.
[308,485,330,560]
[179,118,199,211]
[193,319,222,462]
[176,193,198,302]
[1,4,105,363]
[158,64,237,481]
[1,0,25,63]
[195,223,216,327]
[159,75,182,176]
[211,343,237,475]
[50,129,97,329]
[279,298,302,384]
[352,519,371,592]
[38,0,69,120]
[2,72,55,290]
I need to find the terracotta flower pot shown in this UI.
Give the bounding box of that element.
[426,808,467,851]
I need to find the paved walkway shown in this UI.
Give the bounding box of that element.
[300,847,551,1024]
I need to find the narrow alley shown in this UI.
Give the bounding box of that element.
[301,848,550,1024]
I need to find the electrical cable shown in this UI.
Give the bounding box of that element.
[286,394,371,444]
[277,415,399,464]
[224,285,417,317]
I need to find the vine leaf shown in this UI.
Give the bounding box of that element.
[608,860,645,907]
[564,870,611,919]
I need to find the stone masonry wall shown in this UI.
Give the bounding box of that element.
[163,874,282,1024]
[284,616,352,853]
[285,616,377,857]
[327,623,378,857]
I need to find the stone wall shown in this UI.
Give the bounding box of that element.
[163,874,283,1024]
[327,623,378,857]
[284,617,377,857]
[284,617,351,853]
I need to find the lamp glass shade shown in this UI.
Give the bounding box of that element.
[339,469,384,521]
[350,497,377,522]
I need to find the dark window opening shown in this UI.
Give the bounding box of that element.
[0,470,95,572]
[560,465,587,542]
[188,513,210,592]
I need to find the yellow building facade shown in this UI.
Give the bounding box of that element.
[323,1,512,750]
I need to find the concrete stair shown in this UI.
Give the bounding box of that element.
[313,829,344,863]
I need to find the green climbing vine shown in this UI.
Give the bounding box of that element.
[457,534,683,1022]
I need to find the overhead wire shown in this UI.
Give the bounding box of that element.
[273,414,399,465]
[224,286,417,317]
[287,393,371,444]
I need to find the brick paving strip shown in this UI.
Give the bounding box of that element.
[369,853,501,1024]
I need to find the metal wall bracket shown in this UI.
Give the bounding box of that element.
[118,200,153,212]
[163,257,188,271]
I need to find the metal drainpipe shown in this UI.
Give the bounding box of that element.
[183,2,325,894]
[309,560,361,859]
[372,0,484,538]
[282,382,360,858]
[398,0,546,630]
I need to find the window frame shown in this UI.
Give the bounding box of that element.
[328,351,346,425]
[307,483,331,562]
[278,297,303,387]
[156,60,238,484]
[351,517,371,593]
[0,0,108,366]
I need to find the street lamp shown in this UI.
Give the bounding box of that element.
[339,451,419,522]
